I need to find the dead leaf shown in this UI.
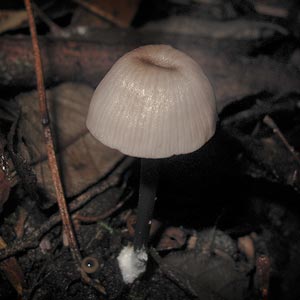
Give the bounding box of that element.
[162,249,250,300]
[0,236,24,296]
[0,10,28,34]
[16,83,124,207]
[73,0,140,27]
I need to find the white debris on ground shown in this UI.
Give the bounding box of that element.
[117,245,148,284]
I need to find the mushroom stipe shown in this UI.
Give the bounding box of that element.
[134,159,160,251]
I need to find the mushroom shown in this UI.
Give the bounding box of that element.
[86,44,217,283]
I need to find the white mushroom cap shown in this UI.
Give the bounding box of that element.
[86,44,217,158]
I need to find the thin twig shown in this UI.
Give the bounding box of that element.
[263,115,300,167]
[24,0,81,264]
[0,157,133,261]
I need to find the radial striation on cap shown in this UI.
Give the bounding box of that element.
[86,44,217,158]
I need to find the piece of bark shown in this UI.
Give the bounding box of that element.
[1,33,300,110]
[15,83,123,206]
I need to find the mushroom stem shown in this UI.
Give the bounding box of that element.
[133,158,159,251]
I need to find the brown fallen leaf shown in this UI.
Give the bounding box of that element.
[73,0,140,28]
[0,10,28,34]
[0,236,24,296]
[15,82,124,207]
